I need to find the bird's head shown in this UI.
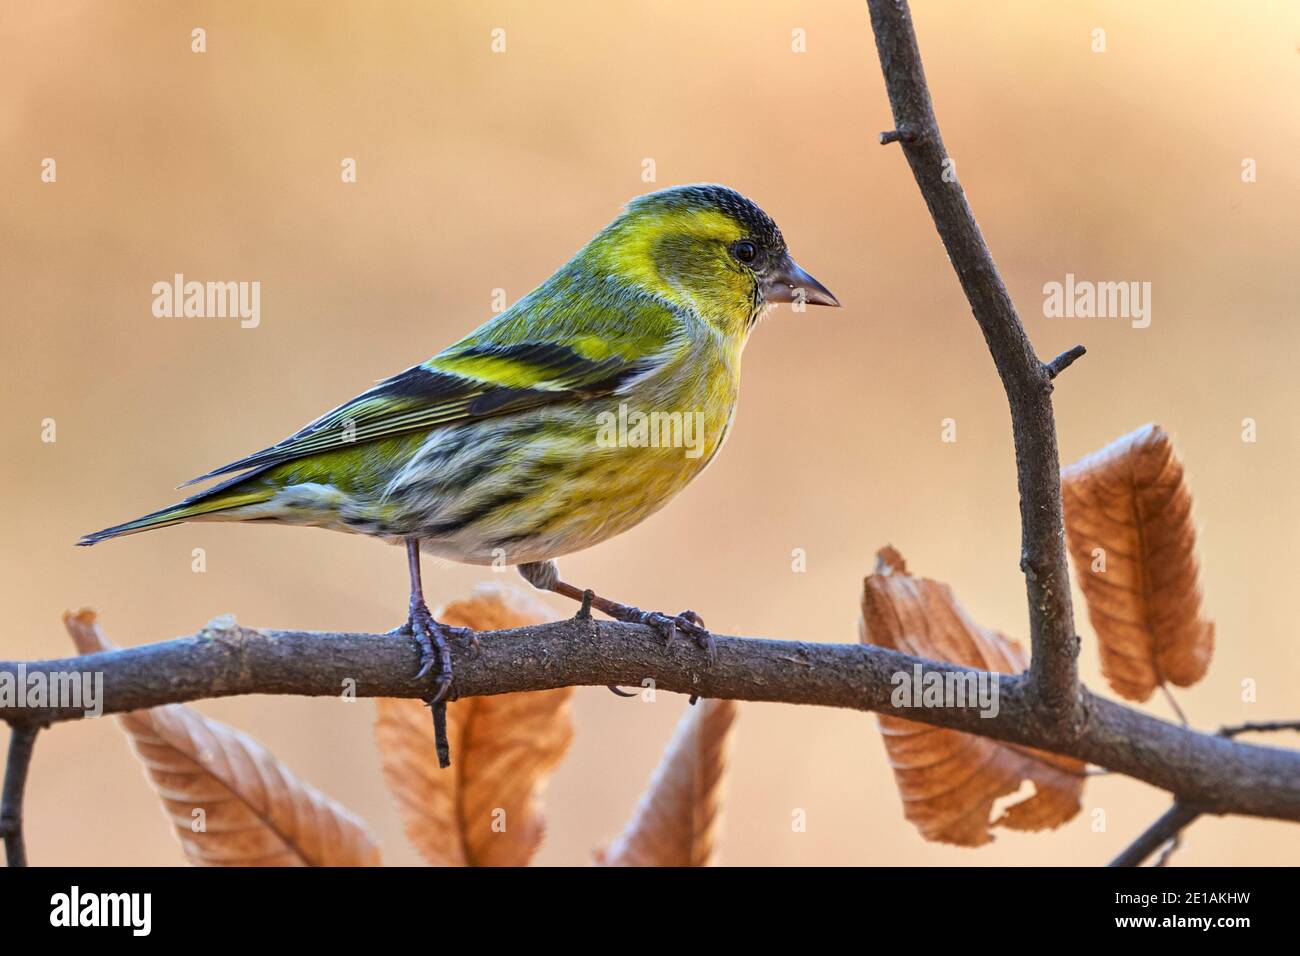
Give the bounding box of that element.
[588,184,839,336]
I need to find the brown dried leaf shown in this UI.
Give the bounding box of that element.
[1061,424,1215,701]
[374,585,573,866]
[598,697,737,867]
[63,609,381,866]
[860,547,1085,847]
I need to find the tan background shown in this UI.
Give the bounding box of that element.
[2,0,1297,866]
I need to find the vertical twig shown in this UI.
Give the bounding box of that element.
[1,722,42,867]
[1159,683,1190,726]
[432,702,451,769]
[864,0,1083,731]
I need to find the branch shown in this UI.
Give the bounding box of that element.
[866,0,1082,729]
[1094,722,1300,866]
[4,619,1300,823]
[5,1,1293,871]
[1220,720,1300,739]
[1108,802,1202,867]
[0,723,41,867]
[1116,726,1300,868]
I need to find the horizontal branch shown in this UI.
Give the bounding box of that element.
[1107,723,1300,865]
[4,617,1300,823]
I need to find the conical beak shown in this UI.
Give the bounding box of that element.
[762,255,840,308]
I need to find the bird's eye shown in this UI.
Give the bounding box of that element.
[731,240,757,265]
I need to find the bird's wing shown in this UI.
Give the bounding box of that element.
[179,337,675,487]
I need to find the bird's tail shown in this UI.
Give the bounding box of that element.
[77,476,275,546]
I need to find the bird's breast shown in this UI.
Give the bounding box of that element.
[405,346,742,566]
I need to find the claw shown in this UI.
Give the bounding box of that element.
[623,607,714,661]
[669,609,715,660]
[428,674,452,705]
[404,602,456,700]
[661,615,679,647]
[669,612,711,653]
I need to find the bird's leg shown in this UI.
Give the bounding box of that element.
[399,539,471,707]
[517,560,715,660]
[396,540,474,768]
[404,539,451,702]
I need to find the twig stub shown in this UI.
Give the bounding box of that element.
[1045,344,1087,379]
[879,125,922,145]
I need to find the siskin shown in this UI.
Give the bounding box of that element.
[80,184,839,703]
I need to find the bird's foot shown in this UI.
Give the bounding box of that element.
[396,601,470,704]
[612,604,715,660]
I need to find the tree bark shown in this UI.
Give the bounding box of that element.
[866,0,1083,729]
[4,619,1299,822]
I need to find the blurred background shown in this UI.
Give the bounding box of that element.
[2,0,1298,866]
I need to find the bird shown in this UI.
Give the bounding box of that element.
[79,183,839,710]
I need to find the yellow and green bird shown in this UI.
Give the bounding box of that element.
[80,184,839,702]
